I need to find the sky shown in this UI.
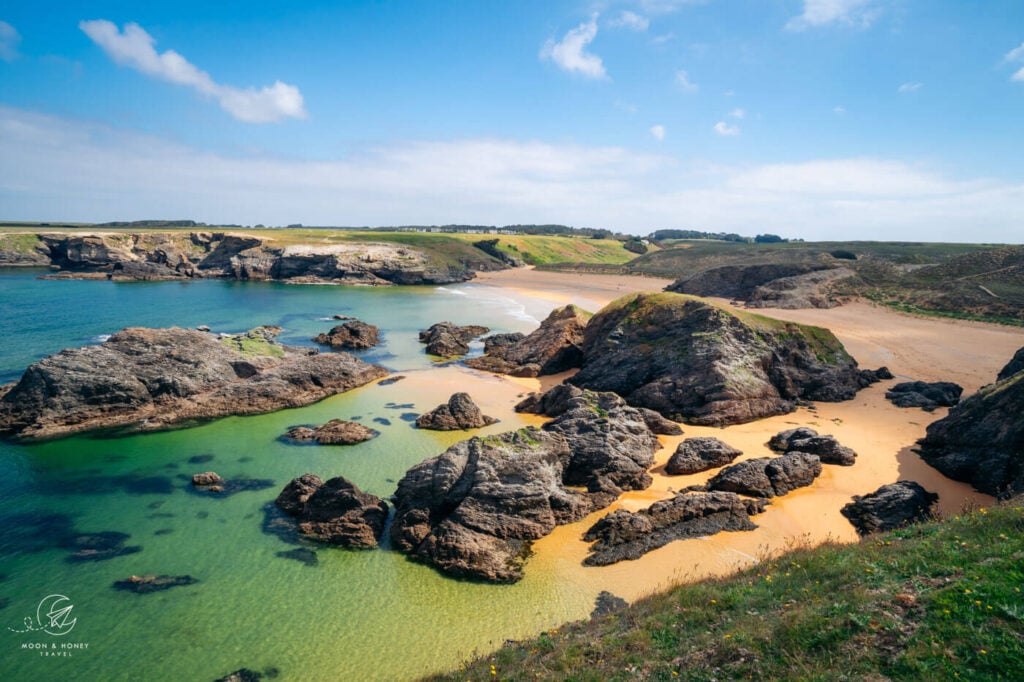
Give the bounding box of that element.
[1,1,1023,241]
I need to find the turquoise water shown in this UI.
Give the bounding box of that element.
[0,271,595,681]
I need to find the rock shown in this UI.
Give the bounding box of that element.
[514,383,584,417]
[415,393,498,430]
[191,471,224,486]
[274,475,387,549]
[332,315,355,320]
[915,361,1024,496]
[859,366,894,386]
[63,531,142,563]
[665,438,742,475]
[275,473,323,516]
[767,427,819,452]
[378,375,406,386]
[112,574,198,594]
[311,320,380,350]
[276,547,318,566]
[569,293,881,427]
[707,453,822,498]
[745,267,855,309]
[282,419,378,445]
[840,481,938,536]
[391,408,659,582]
[0,326,388,441]
[786,435,857,466]
[997,347,1024,381]
[482,332,525,354]
[583,491,767,566]
[196,325,211,332]
[591,591,628,618]
[639,408,684,436]
[213,670,263,682]
[885,381,963,411]
[419,322,491,357]
[465,305,591,377]
[666,263,836,301]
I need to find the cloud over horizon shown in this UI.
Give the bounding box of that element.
[540,16,607,79]
[2,105,1021,243]
[79,20,306,123]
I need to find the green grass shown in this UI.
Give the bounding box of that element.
[220,332,285,358]
[431,499,1024,681]
[0,232,45,255]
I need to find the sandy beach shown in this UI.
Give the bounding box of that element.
[466,267,1024,601]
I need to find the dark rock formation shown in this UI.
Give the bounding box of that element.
[997,347,1024,381]
[0,326,388,441]
[192,471,224,486]
[886,381,963,411]
[419,322,490,357]
[391,400,659,582]
[213,668,280,682]
[665,437,742,475]
[745,268,855,309]
[465,305,590,377]
[312,321,380,350]
[482,332,525,354]
[112,574,198,594]
[916,361,1024,496]
[767,427,819,452]
[639,408,684,436]
[666,263,834,301]
[274,475,388,549]
[840,481,938,536]
[707,454,822,498]
[282,419,378,445]
[785,435,857,466]
[583,491,767,566]
[415,393,498,431]
[569,293,880,426]
[63,531,142,563]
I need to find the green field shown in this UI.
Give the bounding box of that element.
[435,499,1024,681]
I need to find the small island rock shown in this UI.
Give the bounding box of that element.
[415,393,498,431]
[665,437,743,475]
[312,320,380,350]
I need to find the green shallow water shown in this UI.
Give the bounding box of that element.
[0,271,594,681]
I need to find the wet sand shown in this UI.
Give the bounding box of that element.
[465,268,1024,601]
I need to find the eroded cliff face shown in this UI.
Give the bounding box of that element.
[9,232,504,284]
[915,348,1024,497]
[0,326,389,441]
[569,292,885,426]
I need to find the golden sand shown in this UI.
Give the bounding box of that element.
[434,269,1024,601]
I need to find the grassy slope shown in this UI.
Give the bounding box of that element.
[431,501,1024,681]
[0,226,637,267]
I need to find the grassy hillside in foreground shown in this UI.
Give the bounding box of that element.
[431,500,1024,681]
[0,225,640,267]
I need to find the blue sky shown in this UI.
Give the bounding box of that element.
[1,1,1023,240]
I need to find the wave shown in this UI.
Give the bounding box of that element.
[439,285,539,324]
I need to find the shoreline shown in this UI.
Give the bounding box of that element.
[462,267,1024,602]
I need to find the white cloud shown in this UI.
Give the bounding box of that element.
[1005,42,1024,63]
[79,20,306,124]
[540,16,607,80]
[675,69,698,92]
[786,0,878,31]
[3,104,1022,242]
[639,0,706,14]
[651,33,675,45]
[729,108,745,119]
[650,124,666,141]
[0,20,20,61]
[713,121,740,136]
[898,82,923,93]
[1013,67,1024,82]
[609,11,649,31]
[833,105,847,114]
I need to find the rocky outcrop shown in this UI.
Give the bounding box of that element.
[465,305,590,377]
[767,427,820,452]
[419,322,490,357]
[997,347,1024,381]
[312,321,380,350]
[274,474,388,549]
[391,397,659,582]
[639,408,684,436]
[915,358,1024,496]
[282,419,378,445]
[886,381,963,411]
[745,268,855,309]
[191,472,224,492]
[415,393,498,430]
[569,293,882,426]
[27,232,504,284]
[840,481,938,536]
[583,491,767,566]
[666,263,835,301]
[707,454,822,498]
[112,574,198,594]
[482,333,525,354]
[665,438,743,475]
[0,326,388,441]
[784,435,857,466]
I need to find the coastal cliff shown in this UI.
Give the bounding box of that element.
[0,231,507,284]
[0,326,389,441]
